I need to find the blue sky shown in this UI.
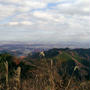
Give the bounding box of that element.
[0,0,90,47]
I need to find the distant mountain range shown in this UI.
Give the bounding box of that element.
[0,41,90,48]
[0,43,90,56]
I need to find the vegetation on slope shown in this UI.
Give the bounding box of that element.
[0,48,90,90]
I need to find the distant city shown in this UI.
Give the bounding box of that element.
[0,44,48,56]
[0,42,89,56]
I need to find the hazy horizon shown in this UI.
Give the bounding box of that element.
[0,40,89,49]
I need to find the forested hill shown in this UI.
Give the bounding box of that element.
[0,48,90,90]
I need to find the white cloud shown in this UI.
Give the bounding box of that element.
[0,0,47,10]
[8,22,19,25]
[0,0,21,3]
[23,1,46,9]
[17,6,30,12]
[33,11,53,20]
[0,0,90,47]
[33,11,66,23]
[8,21,33,26]
[57,0,90,16]
[21,21,33,25]
[0,0,60,4]
[0,4,16,20]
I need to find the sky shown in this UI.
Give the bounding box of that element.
[0,0,90,47]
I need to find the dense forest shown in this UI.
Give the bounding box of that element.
[0,48,90,90]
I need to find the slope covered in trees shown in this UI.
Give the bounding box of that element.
[0,48,90,90]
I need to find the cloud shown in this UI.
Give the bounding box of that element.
[56,0,90,16]
[0,4,16,20]
[33,11,53,20]
[0,0,90,47]
[21,21,33,25]
[8,21,33,26]
[0,0,59,4]
[0,0,47,10]
[8,22,19,25]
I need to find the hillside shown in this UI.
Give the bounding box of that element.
[0,48,90,90]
